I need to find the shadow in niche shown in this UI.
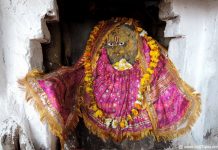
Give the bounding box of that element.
[42,0,171,149]
[42,0,169,72]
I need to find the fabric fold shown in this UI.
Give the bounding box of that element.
[19,18,201,148]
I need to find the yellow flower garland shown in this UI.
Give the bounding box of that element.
[84,21,105,100]
[83,23,160,129]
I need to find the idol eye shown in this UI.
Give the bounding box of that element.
[107,42,114,47]
[119,42,125,46]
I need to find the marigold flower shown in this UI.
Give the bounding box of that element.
[87,39,93,43]
[149,62,157,68]
[93,110,103,118]
[146,36,152,41]
[149,44,158,50]
[131,109,139,117]
[127,115,133,121]
[84,76,91,82]
[85,68,92,73]
[86,87,93,93]
[85,63,91,68]
[148,40,155,45]
[120,119,128,128]
[134,103,142,110]
[85,70,92,74]
[120,122,125,128]
[84,52,91,57]
[140,77,148,86]
[86,83,92,88]
[146,68,154,74]
[150,51,160,58]
[90,104,98,111]
[144,34,148,39]
[89,35,95,40]
[143,74,150,80]
[151,57,159,63]
[136,27,143,32]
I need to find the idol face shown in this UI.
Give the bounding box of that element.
[105,25,138,65]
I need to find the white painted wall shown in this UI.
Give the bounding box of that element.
[160,0,218,148]
[0,0,58,149]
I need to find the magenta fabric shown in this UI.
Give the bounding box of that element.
[38,68,84,123]
[36,38,190,133]
[86,47,153,131]
[85,39,190,131]
[93,48,141,117]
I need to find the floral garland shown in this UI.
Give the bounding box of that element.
[84,21,105,96]
[83,24,160,129]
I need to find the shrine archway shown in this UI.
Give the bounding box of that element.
[41,0,172,149]
[42,0,170,72]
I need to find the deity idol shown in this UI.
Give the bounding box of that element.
[20,18,201,149]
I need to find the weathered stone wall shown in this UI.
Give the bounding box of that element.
[159,0,218,148]
[0,0,59,149]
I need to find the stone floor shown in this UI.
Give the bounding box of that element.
[0,118,172,150]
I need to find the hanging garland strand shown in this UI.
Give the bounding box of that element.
[83,24,160,129]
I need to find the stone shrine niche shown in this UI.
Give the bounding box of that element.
[1,0,218,149]
[41,0,171,149]
[42,0,169,72]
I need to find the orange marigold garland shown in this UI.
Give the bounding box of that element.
[132,34,161,118]
[83,23,160,129]
[84,21,105,99]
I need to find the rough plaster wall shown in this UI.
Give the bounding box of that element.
[160,0,218,148]
[0,119,35,150]
[0,1,7,126]
[0,0,59,149]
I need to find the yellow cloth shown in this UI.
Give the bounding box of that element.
[112,58,133,71]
